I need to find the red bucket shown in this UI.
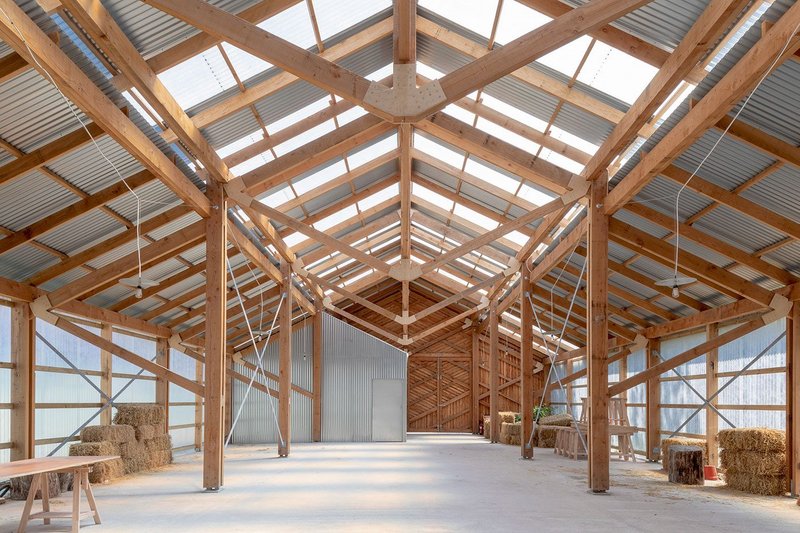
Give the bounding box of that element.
[704,465,718,480]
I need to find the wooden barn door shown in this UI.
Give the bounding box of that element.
[408,356,471,432]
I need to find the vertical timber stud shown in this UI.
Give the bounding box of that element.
[10,303,34,460]
[706,323,719,467]
[312,297,323,442]
[471,328,479,434]
[489,301,499,443]
[203,179,227,491]
[588,178,609,492]
[790,303,800,496]
[521,265,534,459]
[99,324,113,426]
[646,339,661,462]
[278,259,293,457]
[156,337,170,433]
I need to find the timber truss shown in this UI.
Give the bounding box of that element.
[1,0,800,491]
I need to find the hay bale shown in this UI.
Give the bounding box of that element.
[662,438,707,472]
[88,458,126,484]
[80,425,135,444]
[537,426,560,448]
[499,422,521,445]
[69,441,119,457]
[134,424,159,441]
[723,470,788,496]
[483,416,492,439]
[148,450,173,468]
[144,434,172,453]
[9,473,60,501]
[119,440,146,458]
[498,411,517,424]
[718,428,785,453]
[720,450,787,477]
[539,413,573,427]
[114,404,165,427]
[508,435,521,446]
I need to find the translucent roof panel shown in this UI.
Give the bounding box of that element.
[494,0,551,45]
[576,42,658,105]
[273,119,337,156]
[359,183,400,212]
[314,205,359,232]
[293,160,348,196]
[347,134,397,168]
[231,151,274,177]
[267,96,330,133]
[261,186,295,208]
[464,158,519,196]
[257,1,316,49]
[158,47,237,110]
[413,183,455,211]
[420,0,500,40]
[414,133,465,168]
[537,36,593,79]
[220,43,272,83]
[453,204,498,231]
[312,0,392,41]
[476,117,541,154]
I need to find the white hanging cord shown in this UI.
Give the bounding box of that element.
[670,21,800,283]
[0,6,152,286]
[227,214,268,333]
[547,237,582,334]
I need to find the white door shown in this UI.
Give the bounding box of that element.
[371,379,406,442]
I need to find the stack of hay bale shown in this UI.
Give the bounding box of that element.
[499,421,521,446]
[661,437,708,473]
[536,413,573,448]
[719,428,787,496]
[483,415,491,440]
[69,404,172,484]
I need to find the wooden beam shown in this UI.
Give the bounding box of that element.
[582,0,751,182]
[609,218,774,306]
[394,0,415,64]
[0,121,105,188]
[644,296,766,339]
[429,0,652,119]
[312,300,323,442]
[0,48,30,84]
[587,179,610,492]
[521,265,534,459]
[646,339,660,461]
[44,221,204,309]
[610,314,773,396]
[142,0,381,119]
[419,112,574,193]
[706,323,720,467]
[489,299,499,443]
[790,304,800,496]
[530,219,587,282]
[10,303,34,460]
[605,3,800,213]
[161,18,393,141]
[62,0,235,185]
[278,259,293,457]
[0,169,153,256]
[203,179,227,490]
[516,0,669,68]
[471,328,480,434]
[99,324,112,426]
[0,0,212,217]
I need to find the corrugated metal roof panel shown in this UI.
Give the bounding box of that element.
[36,210,123,256]
[0,172,77,231]
[741,163,800,224]
[0,245,56,281]
[692,204,785,254]
[45,136,144,195]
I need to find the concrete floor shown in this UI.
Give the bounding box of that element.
[1,433,798,532]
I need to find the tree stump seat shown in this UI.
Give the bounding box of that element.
[668,445,704,485]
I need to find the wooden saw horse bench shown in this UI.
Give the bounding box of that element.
[0,455,119,532]
[555,398,637,461]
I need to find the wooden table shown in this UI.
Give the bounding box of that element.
[0,456,119,532]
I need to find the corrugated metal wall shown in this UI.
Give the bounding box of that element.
[321,313,407,442]
[230,312,407,444]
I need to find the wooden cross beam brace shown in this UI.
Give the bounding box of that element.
[605,2,800,213]
[143,0,650,123]
[609,309,787,396]
[529,218,587,283]
[227,222,316,316]
[31,311,203,396]
[0,0,212,217]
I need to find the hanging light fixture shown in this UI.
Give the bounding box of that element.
[118,276,159,298]
[655,275,696,298]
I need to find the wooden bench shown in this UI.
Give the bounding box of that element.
[0,455,119,533]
